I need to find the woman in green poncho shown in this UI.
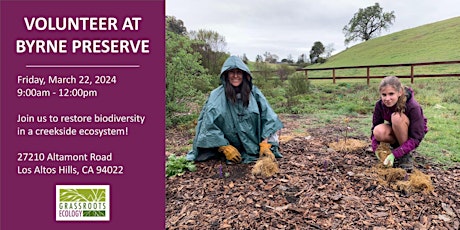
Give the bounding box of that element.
[186,56,283,164]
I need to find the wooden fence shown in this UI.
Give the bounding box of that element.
[296,60,460,85]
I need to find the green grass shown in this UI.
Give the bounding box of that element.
[268,77,460,167]
[322,16,460,66]
[306,16,460,78]
[410,78,460,165]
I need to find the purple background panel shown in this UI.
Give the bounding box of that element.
[1,1,165,229]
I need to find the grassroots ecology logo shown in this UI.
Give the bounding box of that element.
[56,185,110,221]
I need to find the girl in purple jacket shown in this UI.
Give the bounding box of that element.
[371,76,428,172]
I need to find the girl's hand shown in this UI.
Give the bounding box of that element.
[383,154,395,167]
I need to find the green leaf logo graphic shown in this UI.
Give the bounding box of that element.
[60,189,106,202]
[83,211,106,217]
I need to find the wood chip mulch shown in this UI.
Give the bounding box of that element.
[166,115,460,230]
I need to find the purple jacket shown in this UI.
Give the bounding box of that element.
[371,87,428,158]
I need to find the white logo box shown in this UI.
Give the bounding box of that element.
[55,185,110,221]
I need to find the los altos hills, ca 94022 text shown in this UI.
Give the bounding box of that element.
[17,152,124,175]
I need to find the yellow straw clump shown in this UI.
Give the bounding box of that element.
[252,157,279,177]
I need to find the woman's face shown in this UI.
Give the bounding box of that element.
[228,69,243,87]
[380,85,402,107]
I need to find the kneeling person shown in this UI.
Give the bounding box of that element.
[187,56,283,164]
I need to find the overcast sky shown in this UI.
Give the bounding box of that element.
[166,0,460,61]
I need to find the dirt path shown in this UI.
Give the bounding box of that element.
[166,115,460,229]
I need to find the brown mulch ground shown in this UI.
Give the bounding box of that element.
[166,114,460,230]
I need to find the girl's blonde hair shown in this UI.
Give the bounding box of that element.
[379,76,407,113]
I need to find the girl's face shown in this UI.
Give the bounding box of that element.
[380,85,402,107]
[228,69,243,87]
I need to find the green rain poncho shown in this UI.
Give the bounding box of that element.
[186,56,283,163]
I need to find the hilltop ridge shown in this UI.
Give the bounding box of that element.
[315,16,460,67]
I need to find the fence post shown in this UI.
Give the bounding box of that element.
[410,65,414,83]
[367,67,370,86]
[332,69,336,84]
[304,70,308,80]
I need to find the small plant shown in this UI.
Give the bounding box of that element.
[343,117,350,143]
[329,117,368,152]
[219,164,223,178]
[166,154,196,177]
[218,163,230,178]
[337,117,351,143]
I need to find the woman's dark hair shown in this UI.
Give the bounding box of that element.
[224,71,251,107]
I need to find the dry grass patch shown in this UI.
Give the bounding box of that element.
[252,157,279,177]
[372,164,434,194]
[328,138,368,152]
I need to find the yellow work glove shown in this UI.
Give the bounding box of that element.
[218,145,242,163]
[259,142,275,161]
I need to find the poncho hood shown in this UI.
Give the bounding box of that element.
[220,56,252,86]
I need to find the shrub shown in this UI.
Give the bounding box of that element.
[287,72,310,96]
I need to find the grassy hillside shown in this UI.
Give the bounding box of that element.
[317,16,460,67]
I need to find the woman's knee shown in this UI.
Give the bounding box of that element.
[373,124,390,140]
[391,112,409,126]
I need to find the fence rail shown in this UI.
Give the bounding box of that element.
[296,60,460,85]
